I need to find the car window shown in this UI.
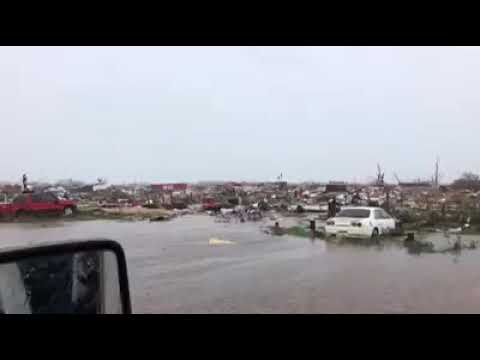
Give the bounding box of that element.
[336,209,370,218]
[31,194,43,203]
[12,195,26,205]
[31,193,55,203]
[373,209,383,219]
[45,193,57,202]
[380,210,391,219]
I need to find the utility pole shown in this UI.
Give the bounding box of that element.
[376,163,385,187]
[434,157,440,189]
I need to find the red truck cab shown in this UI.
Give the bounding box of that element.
[0,192,78,218]
[202,198,222,211]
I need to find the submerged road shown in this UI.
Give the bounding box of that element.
[1,215,480,313]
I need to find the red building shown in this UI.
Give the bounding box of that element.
[151,183,188,192]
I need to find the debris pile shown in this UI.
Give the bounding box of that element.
[404,231,480,254]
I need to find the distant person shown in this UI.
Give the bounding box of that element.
[352,192,361,205]
[22,174,28,192]
[334,198,340,215]
[335,199,340,214]
[328,198,336,218]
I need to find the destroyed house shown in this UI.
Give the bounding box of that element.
[275,181,288,189]
[325,183,347,192]
[73,184,94,193]
[398,181,432,188]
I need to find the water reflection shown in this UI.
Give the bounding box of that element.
[326,236,405,252]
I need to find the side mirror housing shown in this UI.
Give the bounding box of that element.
[0,239,131,314]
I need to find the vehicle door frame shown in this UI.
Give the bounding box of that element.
[379,209,395,233]
[31,193,57,214]
[12,194,28,214]
[45,192,63,214]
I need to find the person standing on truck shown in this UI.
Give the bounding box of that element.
[22,174,28,192]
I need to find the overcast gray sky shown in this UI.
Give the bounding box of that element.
[1,46,478,184]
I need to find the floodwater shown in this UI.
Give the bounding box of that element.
[1,215,480,313]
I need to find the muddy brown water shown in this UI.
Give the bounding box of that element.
[1,215,480,313]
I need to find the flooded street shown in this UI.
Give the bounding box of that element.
[1,215,480,313]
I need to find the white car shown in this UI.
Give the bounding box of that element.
[325,207,396,239]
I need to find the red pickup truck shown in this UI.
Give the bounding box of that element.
[0,192,78,218]
[202,198,222,211]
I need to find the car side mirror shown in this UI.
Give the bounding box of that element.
[0,240,131,314]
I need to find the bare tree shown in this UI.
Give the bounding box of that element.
[451,172,480,190]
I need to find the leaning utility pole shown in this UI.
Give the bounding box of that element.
[393,173,401,184]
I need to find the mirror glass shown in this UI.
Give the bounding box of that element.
[0,250,123,314]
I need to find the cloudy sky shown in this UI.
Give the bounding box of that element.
[0,46,478,184]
